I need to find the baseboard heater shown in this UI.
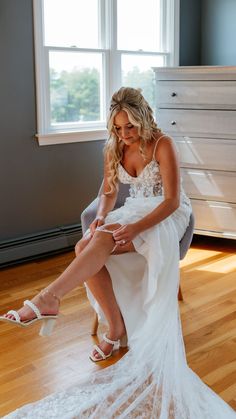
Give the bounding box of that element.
[0,223,83,268]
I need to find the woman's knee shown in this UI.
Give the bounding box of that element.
[74,236,90,256]
[75,241,82,256]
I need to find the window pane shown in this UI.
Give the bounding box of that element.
[49,51,103,125]
[121,54,164,110]
[44,0,99,48]
[117,0,161,52]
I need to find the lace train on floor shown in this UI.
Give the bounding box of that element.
[4,196,236,418]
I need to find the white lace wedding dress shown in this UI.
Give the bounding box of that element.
[4,150,236,418]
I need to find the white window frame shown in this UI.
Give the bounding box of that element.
[33,0,180,146]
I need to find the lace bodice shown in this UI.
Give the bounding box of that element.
[117,136,167,198]
[118,160,163,198]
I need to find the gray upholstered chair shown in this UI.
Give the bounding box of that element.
[81,182,194,335]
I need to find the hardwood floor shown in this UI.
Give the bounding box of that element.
[0,236,235,416]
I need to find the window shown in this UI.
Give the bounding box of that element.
[33,0,179,145]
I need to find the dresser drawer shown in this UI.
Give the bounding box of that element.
[181,169,236,203]
[191,199,236,237]
[175,138,236,171]
[156,81,236,109]
[157,109,236,139]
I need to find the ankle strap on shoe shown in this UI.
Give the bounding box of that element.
[103,333,119,346]
[40,289,60,304]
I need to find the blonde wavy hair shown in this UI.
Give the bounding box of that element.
[104,87,160,194]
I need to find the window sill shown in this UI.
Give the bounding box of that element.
[36,129,108,146]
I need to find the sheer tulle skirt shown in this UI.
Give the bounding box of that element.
[5,195,236,418]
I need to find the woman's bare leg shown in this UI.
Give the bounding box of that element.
[86,268,126,359]
[75,235,127,359]
[4,224,133,328]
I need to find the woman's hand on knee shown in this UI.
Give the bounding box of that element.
[112,223,139,245]
[89,216,105,235]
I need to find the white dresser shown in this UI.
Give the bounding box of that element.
[153,66,236,239]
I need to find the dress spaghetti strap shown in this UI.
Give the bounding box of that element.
[152,134,168,160]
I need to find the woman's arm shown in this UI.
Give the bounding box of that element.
[113,137,180,243]
[96,153,118,218]
[89,153,118,234]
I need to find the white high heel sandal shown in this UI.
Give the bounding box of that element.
[0,290,59,336]
[90,333,128,362]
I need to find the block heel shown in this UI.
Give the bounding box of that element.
[120,334,128,348]
[39,318,57,336]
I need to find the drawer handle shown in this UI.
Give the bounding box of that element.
[171,92,177,97]
[171,120,176,125]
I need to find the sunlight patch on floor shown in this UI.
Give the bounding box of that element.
[196,255,236,274]
[180,248,222,268]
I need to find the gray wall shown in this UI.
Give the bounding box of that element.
[201,0,236,65]
[179,0,202,66]
[0,0,104,246]
[179,0,236,66]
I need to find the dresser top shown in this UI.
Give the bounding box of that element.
[152,66,236,81]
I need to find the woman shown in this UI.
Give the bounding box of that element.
[1,88,235,418]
